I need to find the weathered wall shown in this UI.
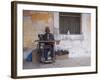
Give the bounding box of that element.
[23,11,54,48]
[54,13,91,57]
[23,12,91,57]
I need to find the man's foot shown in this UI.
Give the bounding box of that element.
[44,60,53,63]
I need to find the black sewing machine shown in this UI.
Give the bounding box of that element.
[37,34,55,63]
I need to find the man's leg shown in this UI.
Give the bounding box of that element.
[50,46,55,60]
[44,47,48,61]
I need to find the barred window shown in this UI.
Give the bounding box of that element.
[59,12,81,34]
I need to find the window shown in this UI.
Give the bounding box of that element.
[59,12,81,34]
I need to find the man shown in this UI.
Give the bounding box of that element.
[43,27,55,61]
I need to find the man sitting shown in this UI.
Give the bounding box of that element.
[43,27,55,62]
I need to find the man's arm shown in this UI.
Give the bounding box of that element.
[48,34,55,45]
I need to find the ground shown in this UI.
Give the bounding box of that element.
[23,55,90,69]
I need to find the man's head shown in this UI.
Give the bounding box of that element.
[45,27,50,33]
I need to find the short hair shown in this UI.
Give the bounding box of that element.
[45,27,50,33]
